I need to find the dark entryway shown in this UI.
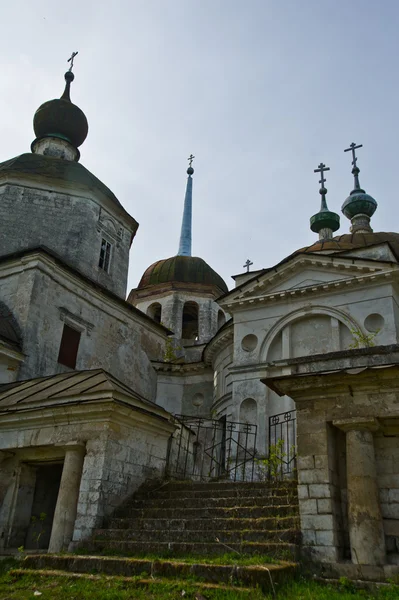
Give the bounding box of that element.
[24,463,63,550]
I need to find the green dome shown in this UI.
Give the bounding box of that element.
[310,210,340,234]
[341,191,377,219]
[33,72,88,149]
[138,255,228,295]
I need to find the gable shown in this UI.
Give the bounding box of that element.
[219,253,398,309]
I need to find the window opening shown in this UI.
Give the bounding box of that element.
[182,302,199,340]
[99,239,112,272]
[57,324,81,369]
[147,302,162,324]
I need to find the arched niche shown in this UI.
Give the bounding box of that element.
[147,302,162,324]
[239,398,257,425]
[262,305,359,362]
[182,301,199,341]
[217,310,226,330]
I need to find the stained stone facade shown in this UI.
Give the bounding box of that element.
[1,63,399,578]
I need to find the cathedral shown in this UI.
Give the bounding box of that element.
[0,62,399,578]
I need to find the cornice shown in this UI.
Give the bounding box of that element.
[221,265,397,311]
[203,322,234,366]
[152,360,211,375]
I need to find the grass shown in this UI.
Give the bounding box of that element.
[74,549,283,565]
[1,560,399,599]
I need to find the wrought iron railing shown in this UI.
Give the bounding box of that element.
[168,416,258,482]
[268,410,297,478]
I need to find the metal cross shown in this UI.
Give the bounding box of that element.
[187,154,195,167]
[243,259,253,272]
[314,162,330,188]
[67,51,78,72]
[344,142,363,168]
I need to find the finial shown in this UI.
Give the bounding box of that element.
[314,162,330,210]
[67,51,78,73]
[187,154,195,175]
[61,52,79,101]
[344,142,364,192]
[243,259,253,273]
[341,142,377,233]
[310,162,340,240]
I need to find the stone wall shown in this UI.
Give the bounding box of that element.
[0,253,166,401]
[0,183,133,298]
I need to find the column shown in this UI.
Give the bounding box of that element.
[334,418,385,566]
[48,443,86,553]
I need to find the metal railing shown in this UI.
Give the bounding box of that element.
[268,410,297,478]
[168,416,258,482]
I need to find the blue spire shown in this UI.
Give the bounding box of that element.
[177,155,194,256]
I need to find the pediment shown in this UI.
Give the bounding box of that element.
[220,253,397,307]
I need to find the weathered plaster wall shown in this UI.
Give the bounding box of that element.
[0,256,166,400]
[0,183,132,298]
[156,371,213,417]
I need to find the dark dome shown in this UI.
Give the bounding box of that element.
[33,72,88,148]
[138,255,228,295]
[299,232,399,258]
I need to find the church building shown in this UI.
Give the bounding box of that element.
[0,61,399,578]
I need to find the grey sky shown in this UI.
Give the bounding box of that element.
[1,0,398,293]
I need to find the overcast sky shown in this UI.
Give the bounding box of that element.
[1,1,398,293]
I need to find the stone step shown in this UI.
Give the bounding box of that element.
[105,515,299,532]
[19,554,298,590]
[117,504,298,520]
[87,539,299,559]
[125,494,298,510]
[93,527,300,544]
[11,568,257,597]
[135,486,298,500]
[163,480,297,492]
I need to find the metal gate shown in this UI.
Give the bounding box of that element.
[168,416,258,482]
[268,410,297,477]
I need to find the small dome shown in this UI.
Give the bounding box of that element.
[33,72,88,148]
[310,210,340,234]
[138,255,228,295]
[342,191,377,220]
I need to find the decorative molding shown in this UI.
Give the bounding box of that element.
[58,307,94,336]
[97,208,124,243]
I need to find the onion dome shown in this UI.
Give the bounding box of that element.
[137,255,228,296]
[32,70,88,152]
[341,143,377,233]
[310,162,340,239]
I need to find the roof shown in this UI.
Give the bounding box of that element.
[298,232,399,259]
[136,255,228,295]
[0,368,165,416]
[0,153,137,229]
[0,246,172,337]
[220,232,399,301]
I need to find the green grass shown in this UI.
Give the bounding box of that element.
[74,549,283,565]
[1,560,399,599]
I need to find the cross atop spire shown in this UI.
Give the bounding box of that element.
[310,161,340,240]
[188,154,195,168]
[344,142,364,191]
[314,162,330,210]
[67,51,78,72]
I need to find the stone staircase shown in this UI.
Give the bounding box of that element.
[91,479,300,559]
[16,479,300,594]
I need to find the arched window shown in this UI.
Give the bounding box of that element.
[147,302,162,324]
[217,310,226,330]
[182,301,199,340]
